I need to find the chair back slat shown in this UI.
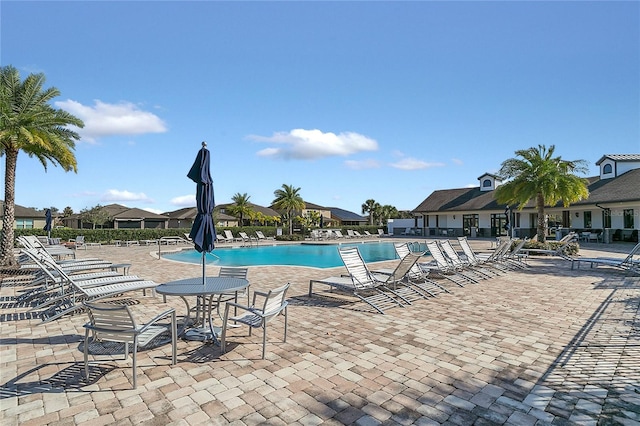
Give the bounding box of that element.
[338,247,374,288]
[85,302,137,343]
[261,283,290,317]
[218,267,248,279]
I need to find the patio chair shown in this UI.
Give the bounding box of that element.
[69,236,87,250]
[212,267,250,320]
[333,230,346,239]
[425,241,478,286]
[29,254,159,323]
[17,249,124,304]
[255,230,274,242]
[239,232,258,246]
[570,242,640,273]
[393,242,451,295]
[220,282,290,359]
[456,237,508,275]
[439,239,492,280]
[224,230,243,243]
[83,301,177,389]
[309,247,411,314]
[17,235,76,259]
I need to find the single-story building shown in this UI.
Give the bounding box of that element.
[0,202,49,230]
[408,154,640,242]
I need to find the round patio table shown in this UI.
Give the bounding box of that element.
[156,276,249,342]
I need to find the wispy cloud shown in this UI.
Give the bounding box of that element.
[452,158,464,165]
[344,159,380,170]
[171,194,196,207]
[390,158,445,171]
[55,99,168,143]
[249,129,378,160]
[101,189,154,203]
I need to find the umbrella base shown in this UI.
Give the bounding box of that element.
[183,326,222,343]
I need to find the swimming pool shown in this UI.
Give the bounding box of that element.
[162,242,416,268]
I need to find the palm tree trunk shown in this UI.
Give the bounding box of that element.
[536,192,546,243]
[1,149,19,267]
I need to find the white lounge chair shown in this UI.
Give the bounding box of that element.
[224,230,242,243]
[308,246,421,314]
[255,230,274,242]
[570,242,640,273]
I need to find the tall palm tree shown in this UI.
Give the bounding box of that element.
[0,66,83,266]
[361,199,380,226]
[379,204,399,226]
[272,184,305,235]
[227,192,253,226]
[495,145,589,243]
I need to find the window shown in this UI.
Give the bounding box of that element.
[583,211,592,229]
[482,179,492,188]
[603,163,613,174]
[15,219,34,229]
[624,209,634,228]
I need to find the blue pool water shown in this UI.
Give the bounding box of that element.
[162,242,418,268]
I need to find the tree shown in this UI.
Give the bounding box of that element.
[79,205,111,229]
[227,192,253,226]
[495,145,589,243]
[361,199,381,226]
[0,66,83,266]
[62,206,74,217]
[378,205,399,225]
[272,184,305,235]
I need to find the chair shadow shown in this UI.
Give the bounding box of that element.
[0,362,113,398]
[287,294,377,314]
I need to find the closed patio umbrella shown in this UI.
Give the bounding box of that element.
[44,209,52,239]
[187,141,216,285]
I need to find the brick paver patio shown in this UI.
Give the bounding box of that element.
[1,238,638,425]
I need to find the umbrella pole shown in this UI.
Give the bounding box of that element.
[202,252,206,285]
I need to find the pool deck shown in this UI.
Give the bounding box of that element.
[1,237,639,425]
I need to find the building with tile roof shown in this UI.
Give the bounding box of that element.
[410,154,640,242]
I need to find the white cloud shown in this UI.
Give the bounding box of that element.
[452,158,464,165]
[390,158,445,171]
[250,129,378,160]
[101,189,154,203]
[344,159,380,170]
[55,99,168,143]
[171,194,196,207]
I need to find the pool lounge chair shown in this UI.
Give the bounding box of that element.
[382,242,451,297]
[28,254,158,323]
[570,242,640,274]
[308,247,422,314]
[456,237,508,275]
[239,232,258,246]
[439,239,492,280]
[255,230,274,242]
[224,230,243,243]
[17,235,76,259]
[425,241,479,286]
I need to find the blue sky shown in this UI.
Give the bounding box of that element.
[2,1,639,216]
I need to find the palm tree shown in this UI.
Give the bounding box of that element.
[0,66,83,266]
[361,199,380,226]
[227,192,253,226]
[495,145,589,243]
[272,184,305,235]
[379,204,399,226]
